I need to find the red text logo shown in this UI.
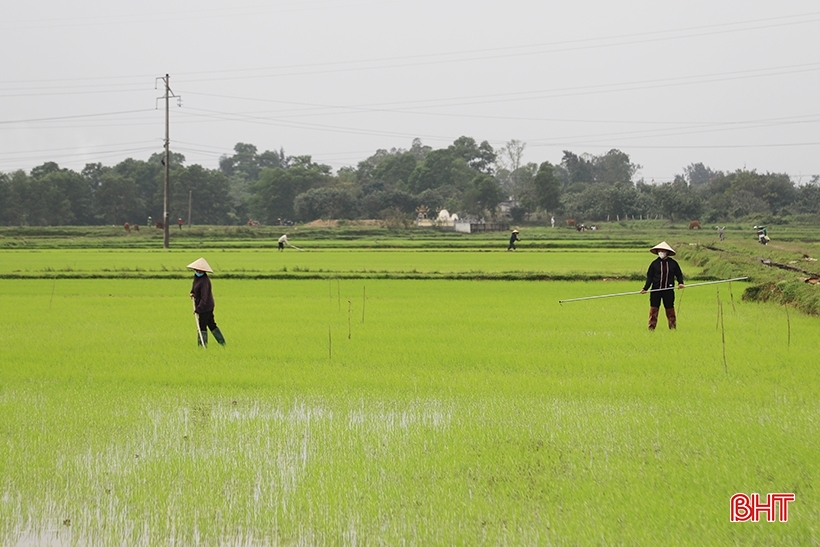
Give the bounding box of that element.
[731,493,795,522]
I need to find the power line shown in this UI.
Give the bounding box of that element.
[0,109,156,125]
[2,10,818,90]
[169,11,820,83]
[0,140,157,158]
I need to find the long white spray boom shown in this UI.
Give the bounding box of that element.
[558,277,749,304]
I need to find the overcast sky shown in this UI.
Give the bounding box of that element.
[1,0,818,183]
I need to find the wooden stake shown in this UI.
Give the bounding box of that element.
[785,303,791,348]
[717,287,727,374]
[49,275,57,309]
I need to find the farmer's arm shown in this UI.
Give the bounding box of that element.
[641,262,654,292]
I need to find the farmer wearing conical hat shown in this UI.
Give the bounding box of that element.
[640,242,685,330]
[507,229,520,251]
[187,257,226,347]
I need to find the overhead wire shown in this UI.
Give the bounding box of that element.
[1,9,818,172]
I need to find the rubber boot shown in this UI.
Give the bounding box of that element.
[666,307,677,330]
[198,330,208,347]
[212,328,226,346]
[648,307,659,331]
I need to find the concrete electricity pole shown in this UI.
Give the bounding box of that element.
[156,74,178,249]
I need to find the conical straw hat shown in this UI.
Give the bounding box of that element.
[650,241,676,256]
[186,257,213,272]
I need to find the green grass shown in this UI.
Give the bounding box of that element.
[0,248,689,281]
[1,275,818,545]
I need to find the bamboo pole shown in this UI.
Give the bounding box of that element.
[558,277,749,304]
[192,296,206,348]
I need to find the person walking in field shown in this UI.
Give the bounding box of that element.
[507,229,520,251]
[187,258,226,347]
[278,233,289,251]
[640,241,685,330]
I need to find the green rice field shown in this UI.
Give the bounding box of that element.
[0,248,692,280]
[1,228,818,545]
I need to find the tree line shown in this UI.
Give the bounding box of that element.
[1,138,818,226]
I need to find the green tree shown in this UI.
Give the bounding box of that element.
[794,176,820,214]
[294,187,358,220]
[3,171,28,225]
[462,173,503,216]
[95,172,142,224]
[682,162,722,188]
[652,182,703,221]
[592,149,640,184]
[450,136,496,174]
[361,190,417,218]
[407,149,456,193]
[0,172,11,224]
[112,158,164,221]
[531,161,562,212]
[250,159,332,223]
[371,152,417,188]
[706,170,796,218]
[171,165,234,225]
[561,151,595,186]
[19,164,94,225]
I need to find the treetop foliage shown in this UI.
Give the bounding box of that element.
[1,137,816,226]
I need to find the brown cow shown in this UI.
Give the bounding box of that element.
[155,221,164,229]
[566,219,576,227]
[689,220,701,230]
[124,222,131,234]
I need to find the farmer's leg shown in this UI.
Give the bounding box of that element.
[661,291,676,329]
[648,292,662,330]
[197,312,213,347]
[204,313,226,346]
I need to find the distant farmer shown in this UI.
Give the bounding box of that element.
[507,229,520,251]
[147,215,153,227]
[640,241,685,330]
[178,217,184,230]
[278,233,289,251]
[187,258,226,347]
[717,226,725,241]
[550,216,555,228]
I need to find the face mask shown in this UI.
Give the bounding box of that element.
[657,251,667,259]
[195,271,205,277]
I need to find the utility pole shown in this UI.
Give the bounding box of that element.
[187,189,192,227]
[156,74,179,249]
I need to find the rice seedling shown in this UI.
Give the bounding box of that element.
[0,270,817,545]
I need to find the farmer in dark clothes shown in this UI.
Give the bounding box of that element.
[187,257,226,347]
[640,241,685,330]
[507,229,520,251]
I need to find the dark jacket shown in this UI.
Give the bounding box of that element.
[509,233,520,245]
[191,274,215,314]
[643,257,684,291]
